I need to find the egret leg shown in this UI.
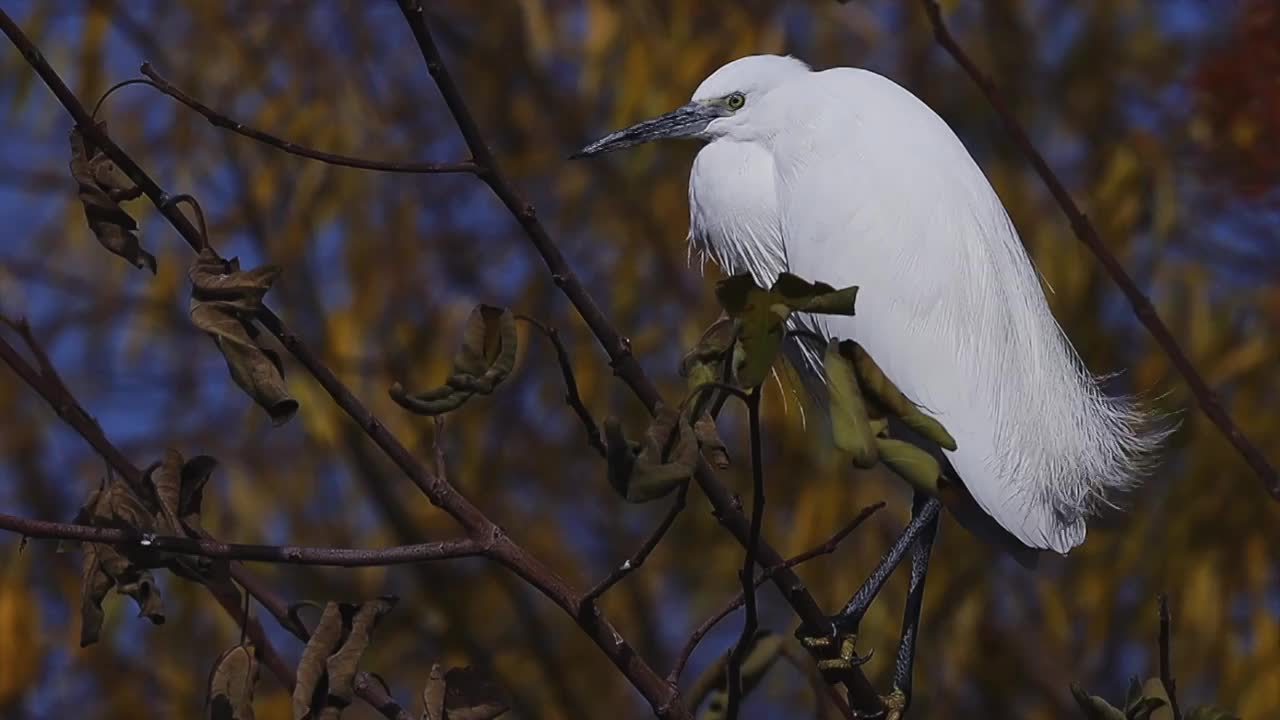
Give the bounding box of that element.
[833,491,941,633]
[887,489,939,716]
[797,492,941,681]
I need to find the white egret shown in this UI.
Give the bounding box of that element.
[575,54,1161,710]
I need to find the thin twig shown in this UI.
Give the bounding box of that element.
[668,502,885,687]
[0,513,484,566]
[393,3,885,711]
[517,314,605,458]
[580,483,688,610]
[915,0,1278,499]
[1158,594,1183,720]
[138,62,478,175]
[724,388,766,720]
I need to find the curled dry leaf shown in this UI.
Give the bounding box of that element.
[420,664,510,720]
[692,412,730,470]
[604,406,697,503]
[189,249,298,426]
[390,305,517,416]
[292,597,397,720]
[70,451,222,646]
[68,123,156,274]
[680,316,738,391]
[207,643,258,720]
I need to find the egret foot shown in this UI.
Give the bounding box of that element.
[798,631,873,673]
[879,687,907,720]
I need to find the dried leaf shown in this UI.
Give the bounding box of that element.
[847,342,956,451]
[324,598,396,714]
[605,407,697,503]
[391,305,517,415]
[826,340,878,468]
[421,664,446,720]
[293,597,398,720]
[293,602,343,720]
[189,249,298,426]
[69,124,156,274]
[207,643,258,720]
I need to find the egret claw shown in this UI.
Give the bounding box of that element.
[798,632,874,673]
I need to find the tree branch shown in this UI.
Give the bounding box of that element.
[914,0,1278,499]
[724,389,766,720]
[0,10,686,716]
[0,513,484,567]
[391,2,886,711]
[667,501,884,688]
[137,63,478,174]
[517,314,606,458]
[1158,594,1183,720]
[580,484,688,610]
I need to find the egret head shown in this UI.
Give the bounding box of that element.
[572,54,810,157]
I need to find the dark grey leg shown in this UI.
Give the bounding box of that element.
[889,490,939,714]
[832,492,941,634]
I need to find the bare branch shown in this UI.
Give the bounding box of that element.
[0,513,484,567]
[914,0,1278,499]
[668,502,885,688]
[517,314,606,458]
[724,389,766,719]
[580,484,688,610]
[138,62,479,175]
[1158,594,1183,720]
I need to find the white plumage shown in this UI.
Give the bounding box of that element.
[577,54,1162,555]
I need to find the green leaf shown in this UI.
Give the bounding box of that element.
[680,317,737,394]
[825,340,878,468]
[207,643,258,720]
[771,272,858,315]
[714,276,789,388]
[877,438,942,496]
[848,342,956,451]
[189,249,298,426]
[391,305,517,415]
[1127,698,1168,720]
[69,123,156,274]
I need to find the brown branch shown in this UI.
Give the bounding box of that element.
[914,0,1278,499]
[724,389,766,720]
[1158,594,1183,720]
[580,483,688,609]
[137,63,478,175]
[668,501,885,689]
[392,2,886,712]
[0,321,410,719]
[517,314,606,458]
[0,11,686,717]
[0,513,484,567]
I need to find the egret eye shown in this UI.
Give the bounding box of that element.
[725,92,746,110]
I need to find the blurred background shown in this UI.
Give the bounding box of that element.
[1,0,1278,718]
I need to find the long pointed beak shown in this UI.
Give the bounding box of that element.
[571,103,719,159]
